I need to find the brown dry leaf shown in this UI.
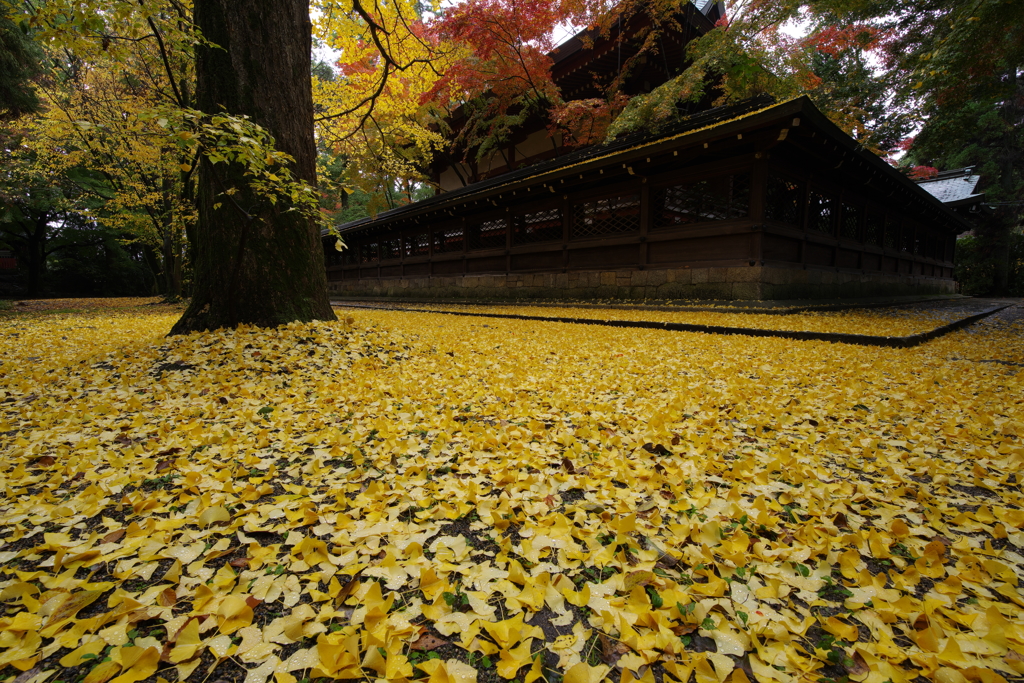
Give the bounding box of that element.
[845,651,870,680]
[10,667,42,683]
[410,630,448,651]
[101,529,126,545]
[334,569,363,607]
[598,634,630,668]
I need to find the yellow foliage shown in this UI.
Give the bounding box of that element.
[0,299,1022,683]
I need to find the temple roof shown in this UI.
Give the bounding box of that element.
[332,96,972,236]
[914,167,985,207]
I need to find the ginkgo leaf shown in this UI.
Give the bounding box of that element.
[198,506,231,527]
[496,639,534,679]
[1,299,1023,683]
[108,646,160,683]
[563,662,610,683]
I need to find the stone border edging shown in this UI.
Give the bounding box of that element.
[330,294,968,316]
[333,302,1012,348]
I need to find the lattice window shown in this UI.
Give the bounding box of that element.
[841,203,861,240]
[864,213,883,246]
[434,226,464,253]
[572,193,640,239]
[404,232,430,257]
[808,190,835,235]
[654,184,700,228]
[900,225,914,253]
[361,242,379,263]
[381,237,402,261]
[324,237,342,267]
[731,174,751,218]
[468,218,507,250]
[764,173,804,225]
[339,238,358,265]
[907,223,923,254]
[514,207,562,245]
[653,174,750,230]
[884,217,899,249]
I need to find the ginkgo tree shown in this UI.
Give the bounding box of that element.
[32,52,195,299]
[19,0,336,329]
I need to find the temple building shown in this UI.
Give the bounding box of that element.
[324,5,966,301]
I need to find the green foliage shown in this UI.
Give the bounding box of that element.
[46,230,152,297]
[0,9,43,119]
[956,233,1024,297]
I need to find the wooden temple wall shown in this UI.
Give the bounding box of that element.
[326,157,957,301]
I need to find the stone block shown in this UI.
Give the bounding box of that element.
[690,282,733,299]
[646,269,668,287]
[631,270,648,286]
[691,268,709,284]
[707,267,729,283]
[601,271,617,286]
[656,281,690,299]
[727,265,762,283]
[731,282,763,301]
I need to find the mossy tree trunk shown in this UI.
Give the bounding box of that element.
[171,0,335,333]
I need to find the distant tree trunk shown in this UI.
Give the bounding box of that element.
[142,244,162,295]
[171,0,335,333]
[21,214,48,298]
[160,174,182,300]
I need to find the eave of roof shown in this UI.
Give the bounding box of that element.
[332,96,972,236]
[941,194,986,209]
[915,171,983,205]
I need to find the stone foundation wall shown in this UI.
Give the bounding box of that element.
[327,265,956,301]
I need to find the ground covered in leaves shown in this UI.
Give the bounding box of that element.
[355,301,993,337]
[1,298,1023,683]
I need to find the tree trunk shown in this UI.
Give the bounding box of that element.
[24,215,48,298]
[142,244,162,295]
[171,0,335,333]
[162,228,180,299]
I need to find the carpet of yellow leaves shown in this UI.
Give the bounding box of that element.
[1,300,1023,683]
[369,303,980,337]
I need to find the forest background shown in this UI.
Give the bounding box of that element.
[0,0,1022,302]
